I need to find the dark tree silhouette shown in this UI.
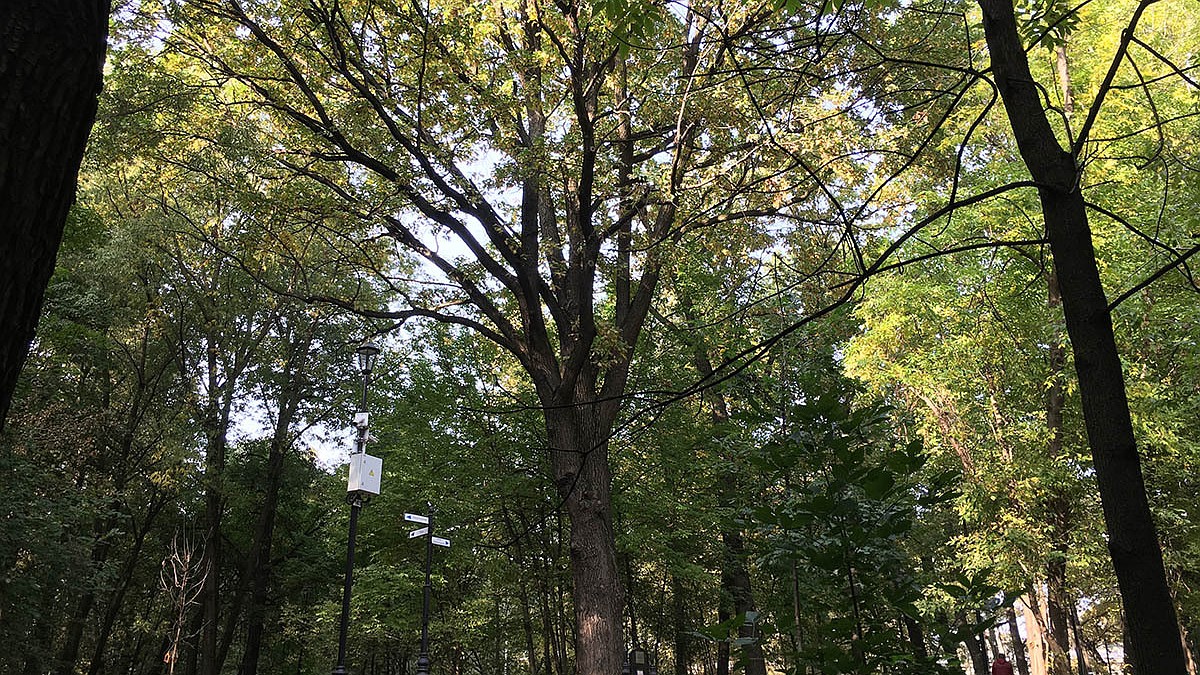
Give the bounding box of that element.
[0,0,110,427]
[978,0,1188,672]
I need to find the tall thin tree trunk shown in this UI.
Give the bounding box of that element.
[57,509,119,673]
[23,584,60,675]
[1045,270,1074,675]
[1008,605,1032,675]
[989,627,1003,664]
[964,628,990,675]
[673,575,693,675]
[792,562,807,673]
[680,299,767,675]
[200,415,229,675]
[903,615,929,663]
[238,328,311,675]
[978,3,1187,672]
[1069,601,1089,675]
[504,504,541,675]
[87,495,168,675]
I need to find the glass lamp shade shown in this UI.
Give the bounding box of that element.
[355,341,381,374]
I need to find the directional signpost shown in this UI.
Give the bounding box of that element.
[408,506,450,675]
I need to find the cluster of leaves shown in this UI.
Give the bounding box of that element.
[748,395,972,674]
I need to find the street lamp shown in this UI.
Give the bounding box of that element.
[622,648,656,675]
[332,341,384,675]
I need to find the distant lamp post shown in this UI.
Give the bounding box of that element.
[332,341,384,675]
[622,647,655,675]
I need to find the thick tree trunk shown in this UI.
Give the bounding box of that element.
[546,403,623,675]
[978,2,1187,673]
[0,0,110,427]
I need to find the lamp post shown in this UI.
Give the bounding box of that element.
[332,341,383,675]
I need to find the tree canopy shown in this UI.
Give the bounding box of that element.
[1,1,1199,675]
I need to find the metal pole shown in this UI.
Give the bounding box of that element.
[360,369,370,412]
[333,496,361,675]
[333,370,371,675]
[417,504,434,675]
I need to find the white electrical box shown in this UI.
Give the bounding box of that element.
[347,453,382,494]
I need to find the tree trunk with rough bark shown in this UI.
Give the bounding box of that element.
[978,1,1187,673]
[545,402,623,675]
[0,0,110,428]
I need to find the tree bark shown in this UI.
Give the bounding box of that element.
[1045,499,1073,675]
[1023,596,1049,675]
[546,401,623,675]
[57,508,119,674]
[903,615,929,663]
[0,0,110,427]
[86,495,167,675]
[964,628,990,675]
[1007,605,1031,675]
[199,362,232,675]
[678,294,767,675]
[978,2,1187,673]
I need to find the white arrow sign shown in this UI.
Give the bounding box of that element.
[408,527,429,538]
[404,513,429,524]
[431,537,451,548]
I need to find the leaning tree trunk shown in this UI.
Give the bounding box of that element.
[978,1,1186,673]
[0,0,110,427]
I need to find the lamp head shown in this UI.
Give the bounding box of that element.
[355,341,381,374]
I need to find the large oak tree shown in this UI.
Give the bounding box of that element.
[165,1,833,673]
